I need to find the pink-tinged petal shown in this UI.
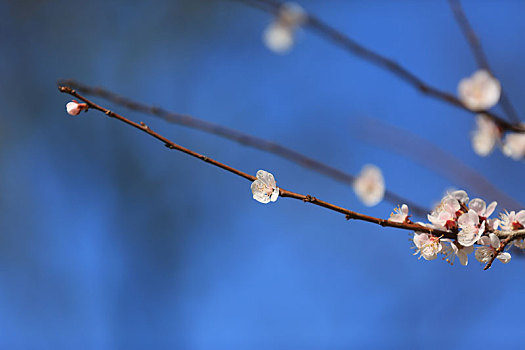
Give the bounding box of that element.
[450,190,469,204]
[497,252,511,264]
[515,210,525,224]
[413,233,429,249]
[469,198,486,216]
[458,252,469,266]
[489,233,500,249]
[485,201,497,218]
[478,236,491,246]
[458,230,479,247]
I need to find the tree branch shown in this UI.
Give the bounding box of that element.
[57,79,429,217]
[58,84,455,237]
[447,0,521,124]
[233,0,525,133]
[57,84,524,268]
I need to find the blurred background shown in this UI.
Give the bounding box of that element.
[1,0,525,348]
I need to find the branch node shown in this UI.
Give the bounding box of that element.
[164,143,175,149]
[303,195,316,202]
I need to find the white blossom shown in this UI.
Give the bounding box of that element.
[413,231,442,261]
[66,100,88,116]
[500,210,525,231]
[427,196,460,230]
[263,2,306,54]
[468,198,497,219]
[502,131,525,160]
[475,233,511,264]
[251,170,279,204]
[458,69,501,111]
[457,210,485,247]
[471,114,501,156]
[389,204,409,223]
[353,164,385,207]
[448,190,469,205]
[442,240,474,266]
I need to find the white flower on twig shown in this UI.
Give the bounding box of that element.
[413,230,442,261]
[353,164,385,207]
[389,204,409,223]
[263,2,306,54]
[442,240,474,266]
[457,209,485,247]
[458,69,501,111]
[475,233,511,264]
[251,170,279,204]
[500,210,525,232]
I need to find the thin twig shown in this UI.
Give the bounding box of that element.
[483,231,525,270]
[448,0,521,124]
[57,84,524,268]
[58,79,429,217]
[232,0,525,133]
[58,84,454,237]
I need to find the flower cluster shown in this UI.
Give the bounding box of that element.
[263,2,306,54]
[391,190,525,268]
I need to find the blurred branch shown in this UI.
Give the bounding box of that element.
[448,0,521,124]
[356,118,523,211]
[58,79,429,217]
[233,0,525,133]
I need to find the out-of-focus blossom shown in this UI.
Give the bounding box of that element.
[251,170,279,204]
[263,2,306,54]
[471,114,501,156]
[458,70,501,111]
[353,164,385,207]
[66,100,88,116]
[389,204,409,223]
[475,233,511,264]
[502,131,525,160]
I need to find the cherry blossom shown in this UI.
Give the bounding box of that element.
[500,210,525,232]
[471,114,501,156]
[442,240,474,266]
[251,170,279,204]
[458,69,501,111]
[475,233,511,264]
[413,230,442,261]
[502,131,525,160]
[263,2,306,54]
[427,196,461,230]
[389,204,409,223]
[457,210,485,247]
[353,164,385,207]
[66,100,88,116]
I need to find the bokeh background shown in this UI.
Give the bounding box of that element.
[1,0,525,348]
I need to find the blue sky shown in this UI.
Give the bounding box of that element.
[1,0,524,348]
